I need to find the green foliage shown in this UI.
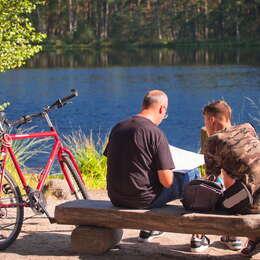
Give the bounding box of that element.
[31,0,260,47]
[64,130,107,190]
[0,102,10,112]
[73,24,95,44]
[0,0,46,72]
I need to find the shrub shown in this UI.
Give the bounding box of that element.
[63,130,107,190]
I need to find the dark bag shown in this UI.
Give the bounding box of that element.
[181,179,223,212]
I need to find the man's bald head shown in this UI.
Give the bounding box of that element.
[139,90,168,125]
[142,90,168,109]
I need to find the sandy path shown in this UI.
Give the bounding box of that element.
[1,190,260,260]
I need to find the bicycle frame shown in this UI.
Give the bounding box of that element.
[0,128,85,208]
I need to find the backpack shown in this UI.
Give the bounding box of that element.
[181,178,254,214]
[181,179,223,212]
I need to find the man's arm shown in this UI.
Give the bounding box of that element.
[158,170,173,188]
[154,132,175,188]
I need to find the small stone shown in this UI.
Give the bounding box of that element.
[43,179,71,200]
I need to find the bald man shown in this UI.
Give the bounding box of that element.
[104,90,199,242]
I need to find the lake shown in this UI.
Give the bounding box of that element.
[0,48,259,167]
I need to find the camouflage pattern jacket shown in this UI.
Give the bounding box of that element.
[204,123,260,213]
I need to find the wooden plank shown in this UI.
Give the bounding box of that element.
[54,200,260,237]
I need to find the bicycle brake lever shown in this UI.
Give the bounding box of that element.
[3,119,11,128]
[62,101,71,107]
[57,100,72,109]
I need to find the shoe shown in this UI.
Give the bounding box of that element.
[241,239,259,256]
[220,236,242,251]
[138,230,164,242]
[190,235,210,253]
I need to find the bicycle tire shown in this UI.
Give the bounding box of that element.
[0,171,24,250]
[62,155,89,199]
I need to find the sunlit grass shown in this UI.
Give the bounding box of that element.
[63,130,107,190]
[5,126,51,193]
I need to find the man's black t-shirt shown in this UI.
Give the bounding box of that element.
[104,116,174,209]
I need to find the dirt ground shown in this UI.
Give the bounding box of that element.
[2,190,260,260]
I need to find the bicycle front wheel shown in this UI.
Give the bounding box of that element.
[0,171,24,250]
[62,155,88,200]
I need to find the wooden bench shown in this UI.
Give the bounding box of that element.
[54,199,260,255]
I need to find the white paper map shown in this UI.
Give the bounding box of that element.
[169,145,205,173]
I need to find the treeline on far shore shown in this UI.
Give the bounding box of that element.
[32,0,260,48]
[27,46,260,68]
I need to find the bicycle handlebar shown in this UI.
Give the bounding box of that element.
[10,113,42,127]
[6,89,78,128]
[48,89,78,111]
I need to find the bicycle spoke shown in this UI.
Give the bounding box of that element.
[0,172,24,249]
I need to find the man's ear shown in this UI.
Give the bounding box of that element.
[159,105,163,114]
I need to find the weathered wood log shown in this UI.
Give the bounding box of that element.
[55,200,260,237]
[71,226,123,254]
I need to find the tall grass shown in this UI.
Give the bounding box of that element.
[244,97,260,130]
[63,130,107,189]
[6,126,51,191]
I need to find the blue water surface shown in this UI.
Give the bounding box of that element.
[0,65,259,163]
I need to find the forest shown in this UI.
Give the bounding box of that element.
[32,0,260,47]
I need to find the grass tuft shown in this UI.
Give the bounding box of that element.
[244,97,260,129]
[5,126,51,191]
[63,130,107,189]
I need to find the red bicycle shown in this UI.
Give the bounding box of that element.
[0,89,88,250]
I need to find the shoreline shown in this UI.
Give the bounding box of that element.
[43,40,260,52]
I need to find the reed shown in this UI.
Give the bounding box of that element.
[244,97,260,129]
[63,130,107,189]
[6,126,51,191]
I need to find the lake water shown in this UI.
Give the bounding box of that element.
[0,48,259,167]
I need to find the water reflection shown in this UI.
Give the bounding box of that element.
[26,48,260,68]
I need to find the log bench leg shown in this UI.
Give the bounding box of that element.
[71,226,123,255]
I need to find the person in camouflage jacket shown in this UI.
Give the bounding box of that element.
[203,100,260,256]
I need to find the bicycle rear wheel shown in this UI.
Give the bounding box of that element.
[0,171,24,250]
[62,155,88,199]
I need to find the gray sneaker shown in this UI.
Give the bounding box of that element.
[190,235,210,253]
[138,230,164,242]
[220,235,242,251]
